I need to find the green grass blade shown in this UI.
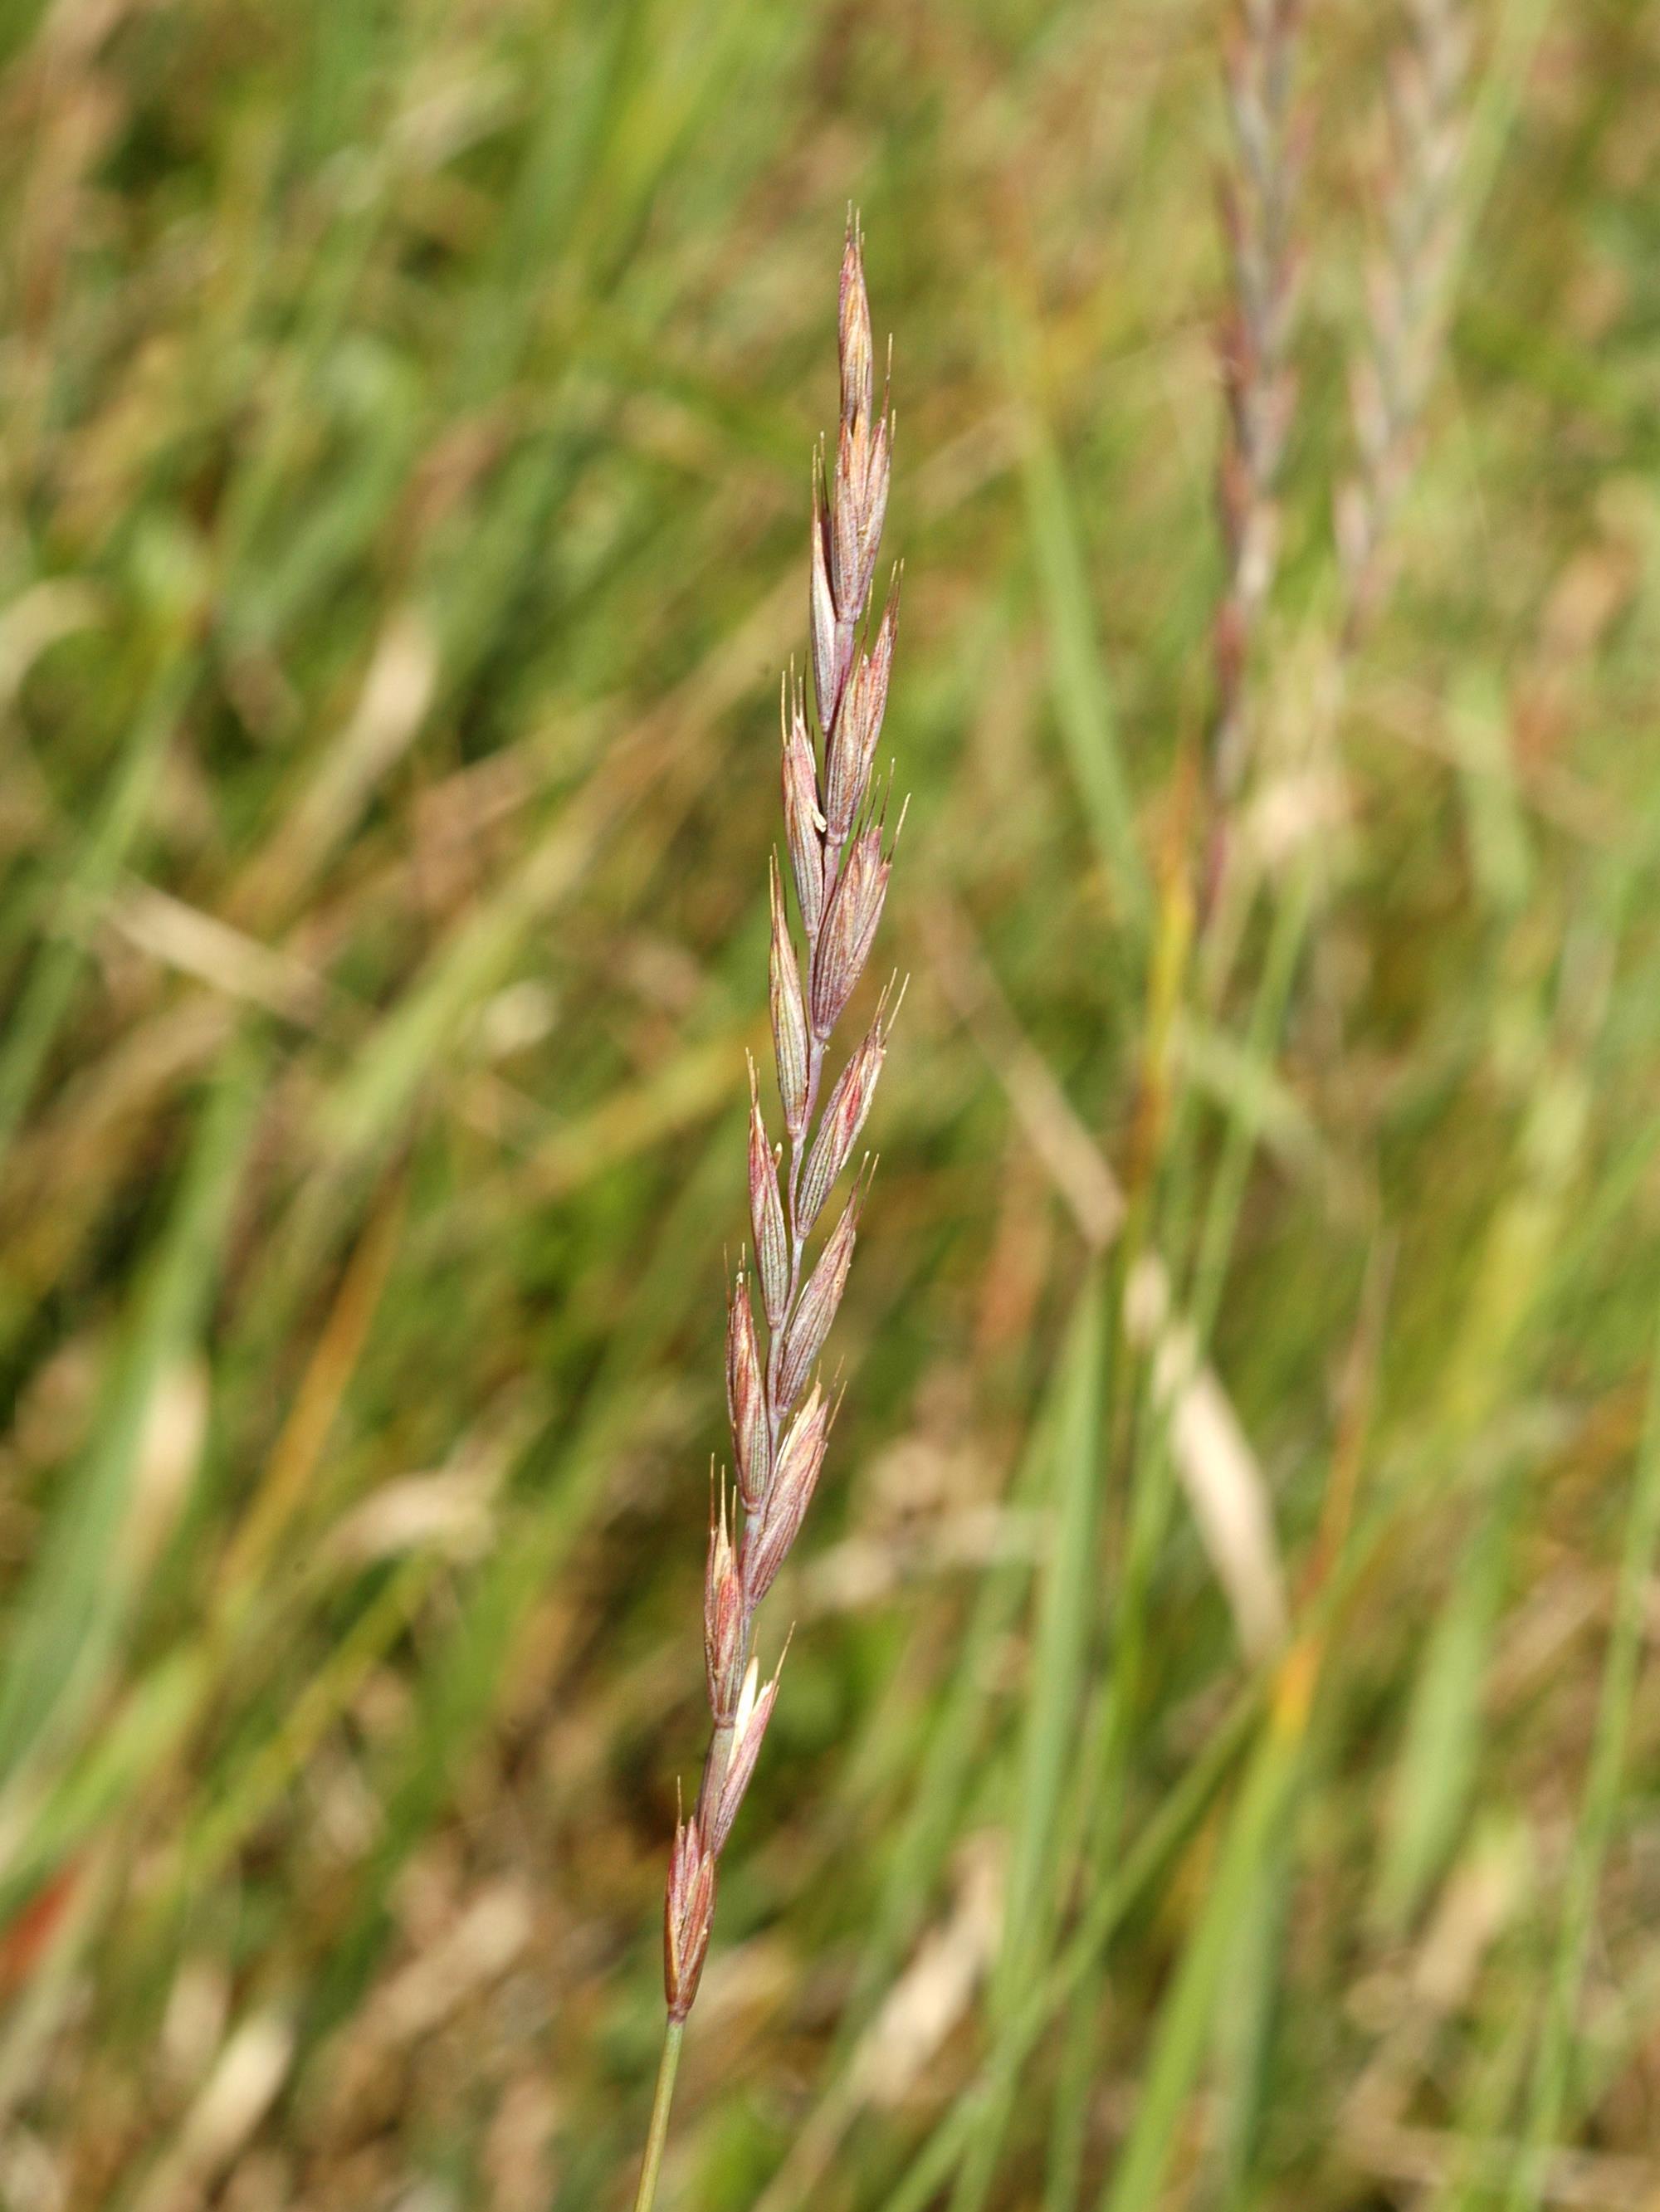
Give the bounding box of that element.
[950,1268,1109,2210]
[0,1043,261,1789]
[0,652,198,1160]
[1098,1667,1312,2212]
[1503,1321,1660,2209]
[1021,405,1149,930]
[1374,1461,1523,1931]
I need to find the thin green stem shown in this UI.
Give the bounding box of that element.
[633,2019,685,2212]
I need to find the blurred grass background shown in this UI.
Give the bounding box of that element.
[2,0,1660,2206]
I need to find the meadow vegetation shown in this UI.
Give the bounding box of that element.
[0,2,1658,2208]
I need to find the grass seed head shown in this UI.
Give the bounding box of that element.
[647,226,901,2090]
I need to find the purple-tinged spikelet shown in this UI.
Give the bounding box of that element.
[812,821,891,1038]
[663,1813,715,2022]
[705,1482,745,1723]
[769,860,811,1138]
[810,471,848,736]
[838,227,874,430]
[747,1062,789,1326]
[778,1189,862,1412]
[824,593,896,844]
[742,1386,829,1604]
[780,679,826,936]
[725,1272,769,1512]
[798,999,891,1234]
[708,1658,782,1854]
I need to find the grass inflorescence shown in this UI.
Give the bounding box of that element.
[0,4,1656,2210]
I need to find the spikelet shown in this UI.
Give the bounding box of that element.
[704,1480,745,1723]
[662,1811,715,2023]
[742,1386,831,1603]
[725,1272,769,1512]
